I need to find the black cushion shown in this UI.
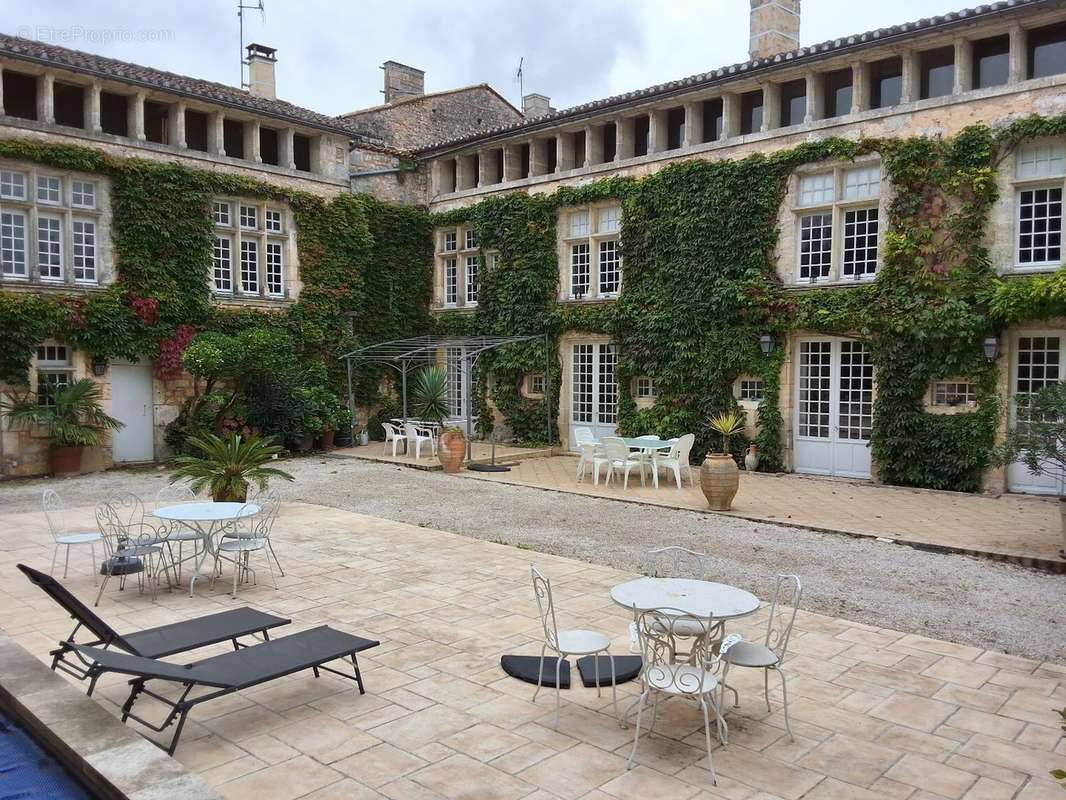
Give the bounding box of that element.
[576,655,642,687]
[500,655,570,688]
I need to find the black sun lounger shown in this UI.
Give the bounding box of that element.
[17,563,290,692]
[70,625,379,754]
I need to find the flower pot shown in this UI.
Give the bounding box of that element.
[700,453,740,511]
[359,430,369,447]
[321,428,336,450]
[744,443,759,472]
[50,446,83,477]
[1059,497,1066,559]
[438,429,466,473]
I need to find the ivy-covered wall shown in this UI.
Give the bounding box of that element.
[430,117,1066,493]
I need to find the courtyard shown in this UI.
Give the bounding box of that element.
[0,460,1064,799]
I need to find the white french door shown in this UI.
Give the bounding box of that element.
[444,346,468,423]
[1007,332,1066,494]
[570,342,618,449]
[793,338,874,478]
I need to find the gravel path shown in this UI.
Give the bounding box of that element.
[3,455,1062,662]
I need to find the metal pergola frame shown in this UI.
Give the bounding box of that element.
[340,334,551,458]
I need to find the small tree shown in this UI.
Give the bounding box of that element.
[996,382,1066,491]
[1,378,123,448]
[410,366,451,427]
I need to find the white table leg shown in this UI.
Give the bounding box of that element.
[187,521,217,597]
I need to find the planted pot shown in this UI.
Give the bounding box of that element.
[438,429,466,473]
[213,482,248,503]
[359,430,369,447]
[51,446,83,477]
[321,428,336,450]
[700,453,739,511]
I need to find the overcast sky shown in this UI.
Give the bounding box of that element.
[10,0,973,116]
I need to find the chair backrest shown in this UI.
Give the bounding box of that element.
[241,490,281,540]
[579,442,597,460]
[634,606,720,694]
[644,546,709,580]
[764,574,802,660]
[573,427,595,445]
[530,565,559,651]
[601,436,629,462]
[41,489,66,541]
[17,563,135,653]
[676,433,695,464]
[404,422,421,440]
[95,493,152,556]
[382,421,398,440]
[156,483,196,507]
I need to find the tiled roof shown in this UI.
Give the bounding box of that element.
[0,32,359,138]
[414,0,1051,155]
[337,83,521,119]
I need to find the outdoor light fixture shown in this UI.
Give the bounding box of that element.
[91,358,107,377]
[759,334,774,355]
[983,336,1000,362]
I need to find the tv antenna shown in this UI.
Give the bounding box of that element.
[238,0,266,88]
[513,57,524,102]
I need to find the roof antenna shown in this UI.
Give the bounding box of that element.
[238,0,266,89]
[513,57,524,104]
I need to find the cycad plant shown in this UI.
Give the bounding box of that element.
[1,378,123,448]
[169,433,293,502]
[410,366,451,426]
[707,410,746,455]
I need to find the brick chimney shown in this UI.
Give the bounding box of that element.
[749,0,800,61]
[382,61,425,104]
[246,43,277,99]
[522,93,555,118]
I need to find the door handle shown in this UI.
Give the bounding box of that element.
[142,404,147,416]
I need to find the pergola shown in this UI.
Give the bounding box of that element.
[340,334,552,457]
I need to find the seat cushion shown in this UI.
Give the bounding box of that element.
[651,618,710,638]
[556,629,610,655]
[724,640,779,668]
[645,663,718,694]
[218,538,268,553]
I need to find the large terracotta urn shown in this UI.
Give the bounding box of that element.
[50,446,83,477]
[438,429,466,473]
[700,453,740,511]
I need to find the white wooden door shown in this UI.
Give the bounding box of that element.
[111,361,155,463]
[793,338,874,478]
[444,346,468,424]
[1007,332,1066,494]
[570,343,618,449]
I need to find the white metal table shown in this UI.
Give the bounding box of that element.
[610,577,761,620]
[152,502,260,597]
[620,437,675,489]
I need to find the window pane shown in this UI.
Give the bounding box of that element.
[824,68,853,118]
[598,240,620,295]
[0,170,26,200]
[72,220,96,282]
[71,180,96,208]
[1,211,27,276]
[37,175,61,204]
[1028,22,1066,79]
[444,257,457,304]
[443,231,456,252]
[37,216,62,280]
[265,209,282,233]
[1018,187,1063,264]
[799,173,835,205]
[871,58,903,108]
[740,90,763,135]
[843,207,879,278]
[569,211,589,238]
[799,213,832,281]
[973,35,1010,89]
[213,236,232,291]
[570,243,590,298]
[266,241,283,296]
[919,46,955,100]
[1016,142,1066,179]
[843,166,881,200]
[598,206,621,234]
[213,201,231,226]
[240,239,258,293]
[779,79,807,127]
[239,205,258,230]
[465,255,478,304]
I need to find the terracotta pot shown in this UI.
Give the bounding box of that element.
[321,428,336,450]
[1059,498,1066,559]
[700,453,740,511]
[50,446,83,477]
[744,443,759,472]
[438,429,466,473]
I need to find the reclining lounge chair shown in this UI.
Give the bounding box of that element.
[70,625,379,754]
[18,563,290,693]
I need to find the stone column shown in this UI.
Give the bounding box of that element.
[456,153,473,188]
[477,149,492,186]
[722,93,741,138]
[244,119,261,163]
[168,101,186,149]
[954,39,974,94]
[503,144,522,181]
[900,49,918,104]
[279,127,296,169]
[528,139,546,176]
[1009,25,1027,84]
[616,117,635,160]
[208,111,225,156]
[38,72,55,124]
[851,62,868,113]
[648,110,666,153]
[85,83,102,133]
[804,72,822,123]
[761,83,780,132]
[311,135,328,175]
[585,125,602,166]
[683,102,703,147]
[555,133,568,172]
[0,69,5,116]
[128,92,146,141]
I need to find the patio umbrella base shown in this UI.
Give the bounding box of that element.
[500,655,571,688]
[467,464,513,472]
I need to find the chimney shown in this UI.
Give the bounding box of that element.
[246,43,277,99]
[382,61,425,104]
[749,0,800,61]
[522,93,554,118]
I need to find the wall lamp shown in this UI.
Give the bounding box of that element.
[91,358,108,377]
[759,334,775,355]
[982,336,1000,362]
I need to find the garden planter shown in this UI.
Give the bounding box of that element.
[320,428,336,450]
[744,444,759,472]
[213,484,248,503]
[438,429,466,473]
[1059,497,1066,558]
[50,446,83,477]
[700,453,739,511]
[359,430,369,447]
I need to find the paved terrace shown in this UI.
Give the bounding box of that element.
[0,501,1063,800]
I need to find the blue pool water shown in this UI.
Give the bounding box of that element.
[0,710,92,800]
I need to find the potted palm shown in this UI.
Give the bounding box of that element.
[701,410,745,511]
[411,365,465,472]
[168,432,294,502]
[1,378,124,476]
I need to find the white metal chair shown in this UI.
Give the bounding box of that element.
[155,483,203,582]
[643,547,717,647]
[573,427,600,482]
[531,565,618,729]
[381,421,405,457]
[404,422,436,460]
[628,607,728,785]
[94,493,170,606]
[720,574,802,740]
[42,489,101,585]
[595,437,646,488]
[214,499,280,599]
[653,433,696,489]
[222,488,284,577]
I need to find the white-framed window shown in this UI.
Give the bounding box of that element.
[435,225,481,308]
[0,166,106,286]
[37,175,61,205]
[1014,142,1066,270]
[563,203,622,300]
[35,342,74,408]
[211,198,291,299]
[793,163,881,284]
[635,376,657,399]
[932,380,976,406]
[737,377,765,401]
[527,373,546,396]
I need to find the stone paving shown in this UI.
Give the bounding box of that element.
[0,502,1063,800]
[460,454,1065,568]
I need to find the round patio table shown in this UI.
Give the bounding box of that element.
[621,438,675,489]
[152,502,259,597]
[611,577,760,620]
